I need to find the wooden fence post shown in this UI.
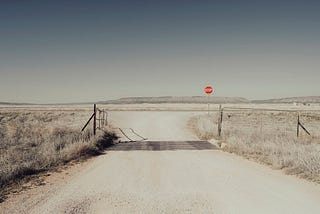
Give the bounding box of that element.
[260,114,263,135]
[297,113,300,138]
[105,111,108,126]
[297,113,311,137]
[218,105,223,137]
[93,104,96,136]
[102,111,105,127]
[98,110,101,129]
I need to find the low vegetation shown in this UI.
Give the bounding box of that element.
[190,111,320,183]
[0,110,117,200]
[189,114,217,140]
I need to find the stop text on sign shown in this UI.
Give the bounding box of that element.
[205,86,214,94]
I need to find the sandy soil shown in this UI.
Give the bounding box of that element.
[1,111,320,214]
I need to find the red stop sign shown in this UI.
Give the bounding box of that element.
[205,86,214,94]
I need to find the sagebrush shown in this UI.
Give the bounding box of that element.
[190,111,320,183]
[0,110,117,193]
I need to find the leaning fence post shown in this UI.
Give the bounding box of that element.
[93,104,96,136]
[297,113,311,137]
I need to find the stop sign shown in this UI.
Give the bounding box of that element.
[204,86,214,94]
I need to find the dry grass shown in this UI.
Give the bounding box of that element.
[0,110,117,199]
[190,111,320,183]
[225,132,320,182]
[189,113,219,140]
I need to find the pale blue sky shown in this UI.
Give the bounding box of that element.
[0,0,319,103]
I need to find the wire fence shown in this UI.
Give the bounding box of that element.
[81,104,108,136]
[209,107,320,139]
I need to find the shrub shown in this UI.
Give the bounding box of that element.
[190,113,320,183]
[0,111,117,193]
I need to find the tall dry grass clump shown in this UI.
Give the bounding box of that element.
[190,112,320,183]
[188,113,219,140]
[224,131,320,182]
[0,111,117,193]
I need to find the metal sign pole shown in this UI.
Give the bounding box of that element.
[207,94,210,115]
[204,85,214,116]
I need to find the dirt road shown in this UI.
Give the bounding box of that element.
[1,111,320,213]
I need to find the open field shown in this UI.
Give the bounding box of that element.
[1,104,320,213]
[190,107,320,183]
[2,102,320,112]
[96,102,320,111]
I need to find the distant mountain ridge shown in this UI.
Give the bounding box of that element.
[0,102,34,105]
[98,96,250,104]
[253,96,320,103]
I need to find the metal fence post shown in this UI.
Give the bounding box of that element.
[93,104,96,136]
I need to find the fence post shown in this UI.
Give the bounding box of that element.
[260,114,263,135]
[102,111,105,127]
[297,113,311,137]
[218,105,223,137]
[93,104,96,136]
[105,111,108,126]
[297,113,300,137]
[98,110,101,129]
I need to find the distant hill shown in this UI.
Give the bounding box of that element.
[0,102,93,106]
[0,102,34,105]
[98,96,250,104]
[253,96,320,104]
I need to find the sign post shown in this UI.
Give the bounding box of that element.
[204,85,214,115]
